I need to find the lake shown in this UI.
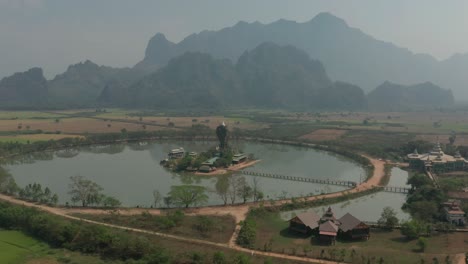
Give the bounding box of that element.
[5,140,365,207]
[280,167,411,222]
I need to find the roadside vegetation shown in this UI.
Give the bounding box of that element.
[73,210,236,244]
[0,202,302,264]
[0,229,131,264]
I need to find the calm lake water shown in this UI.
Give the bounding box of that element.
[280,168,411,222]
[6,141,365,207]
[388,167,411,187]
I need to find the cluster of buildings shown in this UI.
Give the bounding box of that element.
[164,147,248,173]
[406,142,467,226]
[407,142,468,174]
[289,207,370,245]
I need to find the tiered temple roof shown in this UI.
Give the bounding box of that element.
[289,208,370,242]
[407,142,468,167]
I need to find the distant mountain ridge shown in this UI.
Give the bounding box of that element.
[367,81,454,111]
[0,67,47,108]
[48,60,146,107]
[0,12,462,110]
[106,42,367,110]
[136,12,468,99]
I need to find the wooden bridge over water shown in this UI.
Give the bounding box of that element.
[238,170,357,187]
[238,170,411,194]
[383,186,410,194]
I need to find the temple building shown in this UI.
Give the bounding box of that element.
[442,200,466,226]
[232,153,247,164]
[288,212,320,234]
[168,147,185,159]
[318,207,339,245]
[407,142,468,173]
[288,207,370,245]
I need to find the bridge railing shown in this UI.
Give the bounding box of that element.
[238,170,356,187]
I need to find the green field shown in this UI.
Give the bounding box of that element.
[0,230,49,264]
[0,229,125,264]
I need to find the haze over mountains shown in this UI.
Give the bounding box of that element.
[101,42,367,110]
[137,12,467,98]
[0,12,460,110]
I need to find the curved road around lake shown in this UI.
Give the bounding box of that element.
[0,156,394,264]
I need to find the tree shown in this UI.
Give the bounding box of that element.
[236,220,256,248]
[256,191,264,201]
[401,220,424,240]
[176,156,192,171]
[167,210,185,226]
[41,187,51,203]
[68,175,104,207]
[50,194,59,206]
[378,207,399,230]
[168,185,208,208]
[233,254,251,264]
[418,237,428,252]
[143,249,171,264]
[163,196,172,208]
[153,190,162,207]
[215,175,229,205]
[405,200,439,220]
[0,169,19,195]
[408,174,432,191]
[193,215,214,235]
[212,251,227,264]
[228,175,240,204]
[252,177,262,202]
[102,196,121,208]
[237,177,253,203]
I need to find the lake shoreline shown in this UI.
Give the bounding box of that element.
[193,159,262,176]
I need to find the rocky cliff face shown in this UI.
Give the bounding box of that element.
[135,12,468,99]
[367,81,454,111]
[0,67,48,108]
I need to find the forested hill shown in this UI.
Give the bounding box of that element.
[0,67,48,108]
[103,52,241,109]
[136,12,468,99]
[101,42,367,110]
[0,42,453,111]
[367,81,454,111]
[47,60,146,108]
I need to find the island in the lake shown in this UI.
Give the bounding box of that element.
[160,122,259,175]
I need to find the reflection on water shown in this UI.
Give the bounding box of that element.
[6,141,364,207]
[280,169,411,222]
[388,167,411,187]
[280,191,410,222]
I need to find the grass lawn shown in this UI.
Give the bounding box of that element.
[72,211,236,244]
[250,210,468,264]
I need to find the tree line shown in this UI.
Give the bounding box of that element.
[151,175,264,209]
[0,201,259,263]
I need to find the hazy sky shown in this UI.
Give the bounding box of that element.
[1,0,468,79]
